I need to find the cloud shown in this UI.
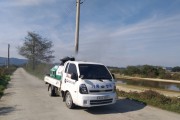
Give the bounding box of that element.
[0,0,180,67]
[74,14,180,67]
[14,0,45,5]
[3,0,56,6]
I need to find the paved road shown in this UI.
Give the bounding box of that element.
[0,68,180,120]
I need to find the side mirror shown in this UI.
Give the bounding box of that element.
[71,73,78,81]
[112,74,115,79]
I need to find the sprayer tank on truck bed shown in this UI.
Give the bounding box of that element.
[44,60,117,109]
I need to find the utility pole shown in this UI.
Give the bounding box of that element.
[75,0,81,54]
[7,44,10,68]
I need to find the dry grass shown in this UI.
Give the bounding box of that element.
[117,90,180,113]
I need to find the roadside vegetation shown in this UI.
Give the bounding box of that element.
[0,66,17,98]
[24,63,53,79]
[117,89,180,113]
[110,65,180,81]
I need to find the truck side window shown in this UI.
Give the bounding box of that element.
[67,63,77,75]
[65,63,69,73]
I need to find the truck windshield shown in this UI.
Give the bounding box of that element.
[78,64,112,80]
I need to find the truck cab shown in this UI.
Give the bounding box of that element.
[61,61,117,108]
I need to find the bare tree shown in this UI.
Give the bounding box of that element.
[18,32,54,70]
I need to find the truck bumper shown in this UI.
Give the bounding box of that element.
[75,93,116,107]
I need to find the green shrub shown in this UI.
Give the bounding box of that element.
[0,66,16,98]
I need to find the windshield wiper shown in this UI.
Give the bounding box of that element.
[96,79,103,82]
[96,77,112,81]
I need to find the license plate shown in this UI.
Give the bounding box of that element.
[97,96,110,100]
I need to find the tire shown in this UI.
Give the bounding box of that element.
[48,85,56,96]
[65,92,75,109]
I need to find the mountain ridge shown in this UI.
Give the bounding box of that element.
[0,57,27,66]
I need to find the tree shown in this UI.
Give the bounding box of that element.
[157,67,166,79]
[172,66,180,72]
[18,32,54,70]
[125,66,141,76]
[140,65,159,78]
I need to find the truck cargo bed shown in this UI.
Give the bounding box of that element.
[44,76,61,88]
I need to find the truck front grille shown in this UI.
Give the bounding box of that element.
[90,99,113,105]
[89,89,113,93]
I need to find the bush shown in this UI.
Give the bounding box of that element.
[0,85,5,96]
[0,66,16,98]
[0,75,11,97]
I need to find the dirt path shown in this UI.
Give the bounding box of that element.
[116,75,180,84]
[0,68,180,120]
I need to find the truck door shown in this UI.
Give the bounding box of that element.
[65,63,78,100]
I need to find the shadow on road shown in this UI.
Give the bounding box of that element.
[0,106,16,116]
[3,92,16,97]
[85,98,146,114]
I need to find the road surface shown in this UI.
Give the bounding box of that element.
[0,68,179,120]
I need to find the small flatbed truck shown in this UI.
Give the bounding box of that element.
[44,57,117,109]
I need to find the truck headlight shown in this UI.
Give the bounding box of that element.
[79,84,88,94]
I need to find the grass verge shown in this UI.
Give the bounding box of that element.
[117,89,180,113]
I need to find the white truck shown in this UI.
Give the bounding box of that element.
[44,58,117,109]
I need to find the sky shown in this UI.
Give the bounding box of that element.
[0,0,180,67]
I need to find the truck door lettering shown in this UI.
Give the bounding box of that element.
[65,79,75,84]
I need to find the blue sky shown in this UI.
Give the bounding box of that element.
[0,0,180,67]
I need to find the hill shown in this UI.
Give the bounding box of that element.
[0,57,27,66]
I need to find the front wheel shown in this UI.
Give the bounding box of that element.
[65,92,75,109]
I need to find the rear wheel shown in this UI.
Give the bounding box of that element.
[48,85,56,96]
[65,92,75,109]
